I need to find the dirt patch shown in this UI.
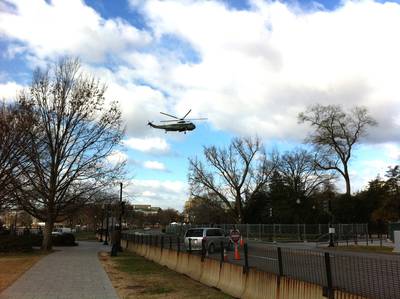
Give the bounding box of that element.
[99,251,232,299]
[0,252,46,293]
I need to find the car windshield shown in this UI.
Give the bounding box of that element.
[185,229,203,237]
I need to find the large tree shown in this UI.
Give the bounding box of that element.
[14,58,125,250]
[0,102,31,211]
[277,148,334,200]
[298,104,376,196]
[188,136,276,223]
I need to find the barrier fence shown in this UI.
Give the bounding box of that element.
[120,232,400,299]
[166,223,370,243]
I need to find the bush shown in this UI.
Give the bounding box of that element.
[0,235,34,252]
[27,233,77,247]
[52,233,77,246]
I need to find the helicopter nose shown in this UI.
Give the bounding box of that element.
[192,124,196,130]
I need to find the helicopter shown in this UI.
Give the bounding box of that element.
[148,109,207,134]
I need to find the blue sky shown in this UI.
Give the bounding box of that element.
[1,0,400,210]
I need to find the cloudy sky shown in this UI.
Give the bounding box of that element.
[1,0,399,210]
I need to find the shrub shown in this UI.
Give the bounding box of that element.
[0,235,34,252]
[52,233,77,246]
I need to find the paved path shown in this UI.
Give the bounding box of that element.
[0,241,119,299]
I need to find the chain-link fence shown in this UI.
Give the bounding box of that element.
[166,223,369,243]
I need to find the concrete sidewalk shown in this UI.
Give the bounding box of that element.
[0,241,119,299]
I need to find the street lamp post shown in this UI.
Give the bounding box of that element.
[103,204,110,245]
[117,182,123,252]
[328,198,335,247]
[99,204,105,242]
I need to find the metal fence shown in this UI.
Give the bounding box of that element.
[166,223,369,243]
[121,232,400,299]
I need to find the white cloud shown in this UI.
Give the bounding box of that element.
[0,82,24,101]
[2,0,400,145]
[0,0,151,63]
[107,150,128,165]
[126,179,188,210]
[143,160,167,171]
[123,137,170,153]
[129,0,400,142]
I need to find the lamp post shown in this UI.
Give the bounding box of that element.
[103,203,110,245]
[328,198,335,247]
[117,182,123,252]
[99,204,105,242]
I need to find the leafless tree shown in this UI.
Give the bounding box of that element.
[277,148,334,199]
[188,136,276,223]
[298,104,376,196]
[13,58,125,250]
[0,102,31,211]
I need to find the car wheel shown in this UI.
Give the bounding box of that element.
[208,243,215,254]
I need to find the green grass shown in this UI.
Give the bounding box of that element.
[73,231,97,241]
[335,245,394,254]
[110,251,233,299]
[114,253,170,275]
[142,285,174,295]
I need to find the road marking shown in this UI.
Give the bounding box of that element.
[249,255,277,261]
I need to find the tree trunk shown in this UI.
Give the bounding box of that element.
[42,221,54,251]
[344,165,351,197]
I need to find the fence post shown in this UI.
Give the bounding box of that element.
[201,239,206,262]
[297,224,301,241]
[259,223,262,241]
[324,252,334,299]
[177,236,181,253]
[246,224,249,239]
[243,243,249,273]
[303,224,306,241]
[126,238,129,249]
[220,241,224,267]
[277,247,283,277]
[169,236,172,250]
[188,238,192,253]
[273,224,276,243]
[161,236,164,251]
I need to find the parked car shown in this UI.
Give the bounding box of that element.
[52,227,75,235]
[184,227,232,253]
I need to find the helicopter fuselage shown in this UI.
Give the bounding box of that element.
[148,122,196,132]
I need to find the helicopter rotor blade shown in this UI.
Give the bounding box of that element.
[181,109,192,120]
[185,118,208,121]
[160,112,180,119]
[160,120,179,123]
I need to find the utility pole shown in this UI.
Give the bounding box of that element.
[328,198,335,247]
[103,204,109,245]
[118,182,123,251]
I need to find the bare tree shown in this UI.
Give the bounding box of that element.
[13,58,125,250]
[0,102,31,211]
[298,104,376,196]
[277,148,334,199]
[188,136,275,223]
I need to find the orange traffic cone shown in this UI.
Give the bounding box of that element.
[234,243,241,260]
[240,236,244,247]
[223,248,228,261]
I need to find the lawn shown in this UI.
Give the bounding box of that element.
[0,251,47,293]
[73,231,97,241]
[99,251,233,299]
[334,245,395,254]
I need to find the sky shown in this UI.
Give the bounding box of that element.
[0,0,399,211]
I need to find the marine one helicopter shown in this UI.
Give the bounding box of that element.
[148,109,207,133]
